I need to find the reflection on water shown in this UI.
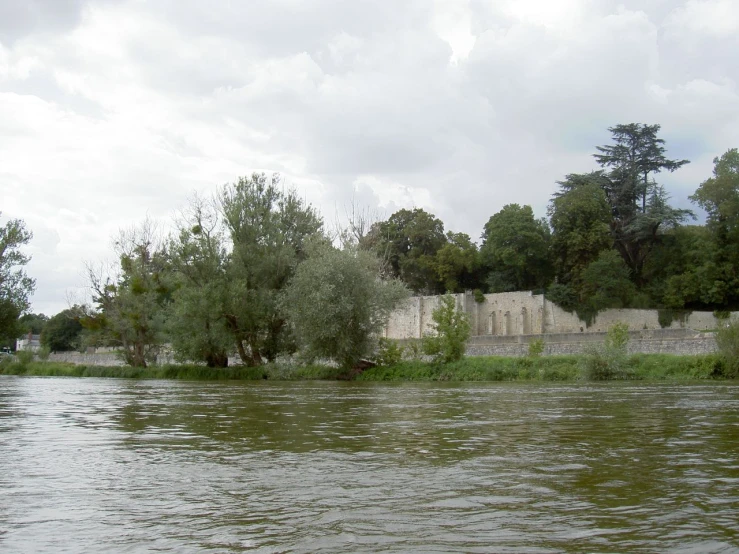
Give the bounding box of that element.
[1,378,737,553]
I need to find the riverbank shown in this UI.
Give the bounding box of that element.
[1,353,732,381]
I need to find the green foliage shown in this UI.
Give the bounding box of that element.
[593,124,693,283]
[528,338,545,357]
[2,353,734,381]
[42,308,83,352]
[605,322,630,351]
[546,283,579,313]
[0,214,36,343]
[221,173,325,365]
[480,204,552,292]
[433,232,481,293]
[548,173,612,288]
[362,208,447,294]
[15,349,34,365]
[374,338,405,367]
[714,310,730,320]
[657,309,691,329]
[422,295,471,364]
[281,245,409,369]
[404,339,424,360]
[86,219,172,367]
[167,198,232,367]
[715,318,739,379]
[580,322,631,380]
[580,250,637,313]
[683,149,739,309]
[18,313,48,334]
[473,289,485,303]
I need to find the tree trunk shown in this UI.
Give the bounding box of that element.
[206,351,229,368]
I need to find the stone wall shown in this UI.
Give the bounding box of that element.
[386,291,546,339]
[385,291,738,339]
[49,352,126,366]
[466,335,718,357]
[48,350,185,367]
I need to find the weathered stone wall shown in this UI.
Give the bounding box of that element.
[385,291,546,339]
[385,291,738,339]
[49,352,126,366]
[466,335,718,357]
[48,350,184,367]
[543,300,588,333]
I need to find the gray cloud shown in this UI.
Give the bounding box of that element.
[0,0,737,315]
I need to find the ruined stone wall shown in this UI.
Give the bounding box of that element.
[384,290,738,339]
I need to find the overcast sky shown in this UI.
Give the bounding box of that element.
[2,0,738,315]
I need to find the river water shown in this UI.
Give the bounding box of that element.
[0,377,737,553]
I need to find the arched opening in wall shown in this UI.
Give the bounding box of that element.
[488,312,496,335]
[505,311,512,336]
[521,307,530,334]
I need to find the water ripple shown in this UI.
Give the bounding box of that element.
[0,378,737,553]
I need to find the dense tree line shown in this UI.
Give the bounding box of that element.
[360,124,738,322]
[74,174,409,369]
[6,123,738,366]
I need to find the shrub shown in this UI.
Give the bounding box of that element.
[422,295,471,364]
[37,346,51,361]
[473,289,485,304]
[580,322,631,380]
[715,318,739,379]
[374,338,405,367]
[404,339,423,361]
[604,322,629,352]
[15,350,34,365]
[528,338,545,357]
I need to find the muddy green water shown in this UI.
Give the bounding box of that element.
[0,377,737,553]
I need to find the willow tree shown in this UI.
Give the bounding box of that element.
[281,245,408,369]
[86,219,172,367]
[220,173,324,365]
[167,196,233,367]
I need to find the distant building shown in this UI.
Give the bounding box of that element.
[16,332,41,352]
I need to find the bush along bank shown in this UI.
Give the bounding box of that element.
[0,353,732,382]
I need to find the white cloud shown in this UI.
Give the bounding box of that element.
[665,0,739,37]
[0,0,737,314]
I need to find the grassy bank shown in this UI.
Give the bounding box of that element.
[1,353,732,382]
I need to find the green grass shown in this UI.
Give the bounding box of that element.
[1,353,731,382]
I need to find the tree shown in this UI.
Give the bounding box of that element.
[433,232,481,293]
[167,196,233,367]
[691,149,739,231]
[86,219,172,367]
[644,225,720,309]
[220,173,325,365]
[480,204,552,292]
[579,250,637,314]
[548,172,612,287]
[42,308,83,352]
[18,312,48,335]
[362,208,447,294]
[593,124,693,282]
[421,295,471,363]
[281,245,408,369]
[664,148,739,309]
[0,214,36,344]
